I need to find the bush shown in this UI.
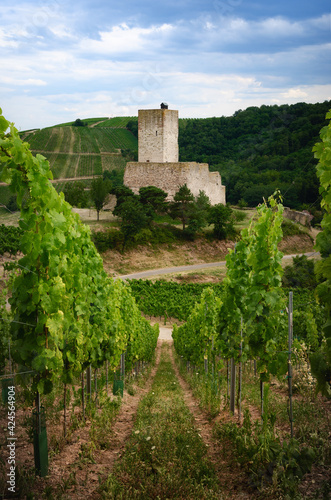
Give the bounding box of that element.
[282,255,317,289]
[92,229,123,252]
[232,209,246,223]
[62,182,90,208]
[133,228,153,245]
[281,219,305,237]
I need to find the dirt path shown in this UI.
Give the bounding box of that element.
[168,343,253,499]
[35,340,164,499]
[90,119,109,128]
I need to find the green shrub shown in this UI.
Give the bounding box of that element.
[281,219,308,237]
[282,255,317,289]
[232,209,247,222]
[92,229,123,252]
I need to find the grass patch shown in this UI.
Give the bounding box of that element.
[99,344,221,499]
[281,218,312,238]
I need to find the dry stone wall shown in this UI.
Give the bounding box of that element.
[283,207,313,227]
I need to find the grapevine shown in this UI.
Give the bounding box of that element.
[0,108,158,399]
[311,109,331,396]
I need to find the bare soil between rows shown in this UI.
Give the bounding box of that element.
[39,338,256,499]
[32,342,164,499]
[1,336,254,499]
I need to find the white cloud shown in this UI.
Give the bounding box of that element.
[282,88,308,99]
[258,17,303,37]
[0,28,19,48]
[49,25,77,40]
[0,2,329,130]
[0,76,46,86]
[79,23,174,55]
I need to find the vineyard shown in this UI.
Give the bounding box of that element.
[169,190,330,497]
[94,116,137,128]
[0,108,330,498]
[19,123,138,183]
[0,109,158,496]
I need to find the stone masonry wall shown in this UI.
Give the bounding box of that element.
[124,162,226,205]
[138,109,178,163]
[283,207,313,227]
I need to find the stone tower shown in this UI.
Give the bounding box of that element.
[138,104,178,163]
[124,104,226,205]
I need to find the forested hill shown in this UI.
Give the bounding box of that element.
[176,100,331,209]
[17,100,331,212]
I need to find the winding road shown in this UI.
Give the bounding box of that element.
[118,251,319,280]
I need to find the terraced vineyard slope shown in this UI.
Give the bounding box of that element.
[20,117,138,183]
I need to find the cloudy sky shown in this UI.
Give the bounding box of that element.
[1,0,330,130]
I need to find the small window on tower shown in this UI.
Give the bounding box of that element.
[156,130,158,136]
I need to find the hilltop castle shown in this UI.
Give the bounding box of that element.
[124,104,226,205]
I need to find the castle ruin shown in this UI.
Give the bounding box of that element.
[124,104,226,205]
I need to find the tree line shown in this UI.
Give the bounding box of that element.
[127,100,331,211]
[88,181,237,252]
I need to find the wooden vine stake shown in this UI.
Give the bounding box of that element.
[86,366,92,401]
[288,291,294,438]
[238,318,243,420]
[81,371,85,421]
[63,383,67,437]
[230,358,236,414]
[120,352,125,380]
[94,368,98,406]
[106,361,109,394]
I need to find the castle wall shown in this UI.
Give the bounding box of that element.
[124,162,226,205]
[283,207,313,227]
[138,109,178,163]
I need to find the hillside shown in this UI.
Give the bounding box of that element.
[8,100,329,211]
[177,100,331,209]
[20,117,138,185]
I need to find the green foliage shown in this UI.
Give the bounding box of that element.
[103,168,124,188]
[173,288,222,366]
[179,101,331,207]
[309,350,331,398]
[112,185,136,213]
[169,186,212,239]
[130,280,223,322]
[0,108,159,400]
[244,194,286,380]
[173,193,286,388]
[207,203,235,240]
[126,119,138,138]
[116,197,149,251]
[62,182,90,208]
[0,224,23,255]
[311,109,331,397]
[281,218,310,237]
[282,255,317,289]
[91,229,123,252]
[185,190,211,240]
[139,185,168,218]
[231,209,246,223]
[215,409,315,496]
[90,177,111,219]
[170,184,195,231]
[7,195,18,212]
[72,118,86,127]
[121,148,137,161]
